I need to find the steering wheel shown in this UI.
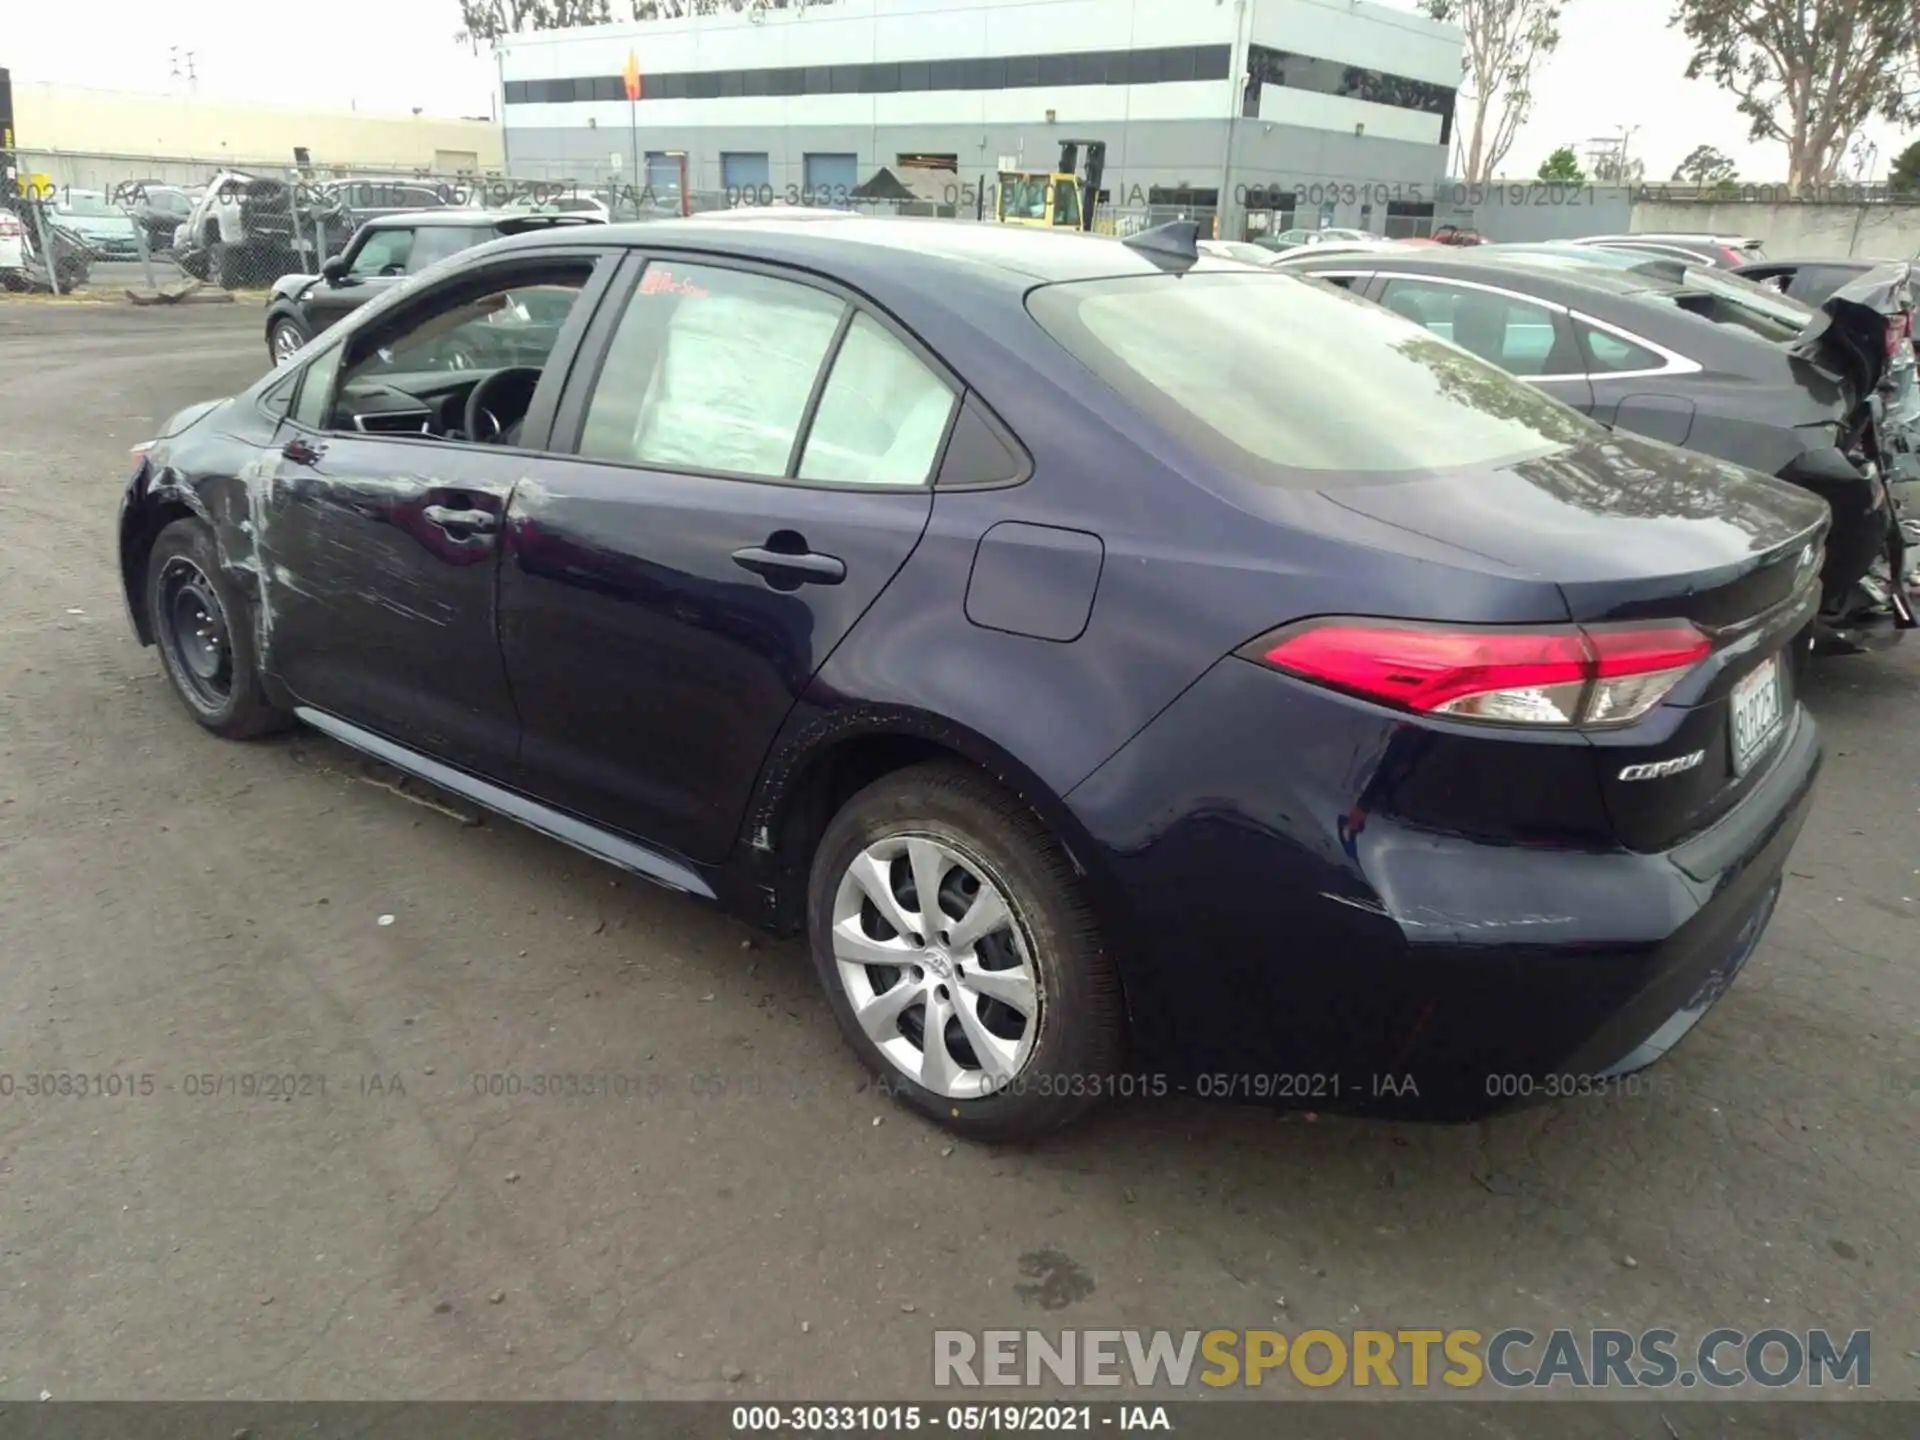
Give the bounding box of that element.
[464,366,544,445]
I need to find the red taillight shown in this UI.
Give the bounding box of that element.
[0,212,23,238]
[1248,619,1712,728]
[1887,313,1912,358]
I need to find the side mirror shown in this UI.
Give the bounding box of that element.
[321,255,350,284]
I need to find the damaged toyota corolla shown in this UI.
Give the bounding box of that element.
[118,216,1828,1137]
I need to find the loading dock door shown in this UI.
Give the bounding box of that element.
[803,152,857,205]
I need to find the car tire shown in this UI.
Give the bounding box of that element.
[807,761,1125,1140]
[268,315,310,366]
[145,518,290,740]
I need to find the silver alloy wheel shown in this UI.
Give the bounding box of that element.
[831,834,1041,1099]
[271,322,304,365]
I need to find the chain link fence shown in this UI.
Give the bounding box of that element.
[8,148,1265,297]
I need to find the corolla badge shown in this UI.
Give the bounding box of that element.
[1619,751,1706,782]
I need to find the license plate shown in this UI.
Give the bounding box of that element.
[1730,656,1784,776]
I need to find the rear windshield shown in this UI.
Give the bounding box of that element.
[1640,267,1810,344]
[1027,271,1598,478]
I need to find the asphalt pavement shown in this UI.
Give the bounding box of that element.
[0,299,1914,1405]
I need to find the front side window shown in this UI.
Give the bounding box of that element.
[580,262,845,478]
[1029,271,1598,479]
[350,228,415,277]
[342,279,587,388]
[289,263,592,438]
[407,226,494,274]
[1376,279,1571,377]
[292,343,344,429]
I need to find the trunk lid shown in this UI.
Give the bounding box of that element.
[1330,429,1830,627]
[1331,430,1829,851]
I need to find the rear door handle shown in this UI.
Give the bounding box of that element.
[281,437,324,466]
[423,504,498,534]
[732,545,846,587]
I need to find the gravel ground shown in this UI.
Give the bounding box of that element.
[0,300,1914,1408]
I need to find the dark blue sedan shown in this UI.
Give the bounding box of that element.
[118,214,1829,1136]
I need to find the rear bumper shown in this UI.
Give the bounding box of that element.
[1066,661,1823,1119]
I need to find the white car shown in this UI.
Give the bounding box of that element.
[511,195,614,223]
[0,207,25,283]
[1197,239,1283,266]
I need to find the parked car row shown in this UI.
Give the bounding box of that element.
[119,212,1876,1137]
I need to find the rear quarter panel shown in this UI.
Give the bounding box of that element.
[802,271,1583,809]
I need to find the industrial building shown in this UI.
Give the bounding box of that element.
[496,0,1465,235]
[5,74,503,193]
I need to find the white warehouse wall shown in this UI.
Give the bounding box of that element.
[1248,0,1463,89]
[499,0,1238,85]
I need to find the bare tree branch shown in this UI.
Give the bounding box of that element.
[1419,0,1569,183]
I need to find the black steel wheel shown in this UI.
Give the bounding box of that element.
[144,517,291,739]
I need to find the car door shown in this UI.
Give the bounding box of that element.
[258,245,619,778]
[305,226,416,334]
[1372,274,1595,413]
[497,253,951,863]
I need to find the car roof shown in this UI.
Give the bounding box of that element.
[1734,256,1882,270]
[361,208,568,229]
[1577,233,1762,246]
[1283,247,1691,301]
[483,212,1265,287]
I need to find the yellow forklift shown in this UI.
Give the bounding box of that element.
[995,140,1105,231]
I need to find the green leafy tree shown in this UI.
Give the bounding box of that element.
[1670,0,1920,194]
[1419,0,1571,183]
[1891,138,1920,193]
[1537,146,1587,183]
[1672,144,1738,183]
[1591,149,1645,183]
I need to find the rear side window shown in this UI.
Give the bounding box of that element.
[1028,272,1597,478]
[798,313,955,485]
[1643,270,1808,344]
[1375,278,1576,377]
[580,262,846,478]
[1579,323,1666,374]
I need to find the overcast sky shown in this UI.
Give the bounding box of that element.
[7,0,1910,183]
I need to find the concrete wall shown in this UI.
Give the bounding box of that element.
[1428,184,1635,240]
[13,82,503,179]
[1630,200,1920,259]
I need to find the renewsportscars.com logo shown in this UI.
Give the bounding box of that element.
[933,1327,1872,1391]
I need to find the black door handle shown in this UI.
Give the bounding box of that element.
[423,504,498,534]
[732,545,846,587]
[281,437,324,465]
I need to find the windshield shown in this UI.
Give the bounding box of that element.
[59,194,119,218]
[1001,176,1051,222]
[1642,267,1811,344]
[1029,272,1598,479]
